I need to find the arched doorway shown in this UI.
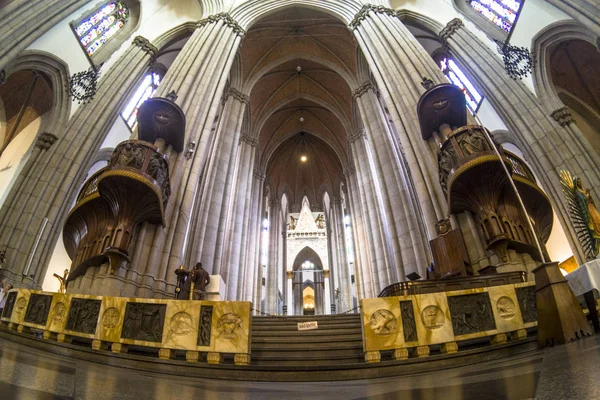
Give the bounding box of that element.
[292,246,326,315]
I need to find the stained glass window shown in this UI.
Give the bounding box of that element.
[468,0,523,33]
[74,2,129,57]
[121,73,161,130]
[440,57,484,114]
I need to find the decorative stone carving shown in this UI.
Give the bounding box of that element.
[349,4,397,30]
[1,292,17,319]
[132,36,158,62]
[352,80,379,98]
[52,302,67,324]
[197,13,246,38]
[496,296,516,320]
[239,133,258,148]
[253,169,266,181]
[369,309,397,335]
[101,307,120,329]
[551,106,575,127]
[197,305,213,346]
[0,69,5,85]
[65,299,102,334]
[35,133,58,151]
[121,303,167,342]
[24,294,53,325]
[223,87,249,104]
[348,129,367,144]
[448,293,496,336]
[421,76,435,90]
[421,305,445,330]
[217,313,242,339]
[516,285,537,323]
[439,18,464,44]
[169,312,194,335]
[15,297,27,316]
[400,301,417,342]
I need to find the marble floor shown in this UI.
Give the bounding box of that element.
[0,335,598,400]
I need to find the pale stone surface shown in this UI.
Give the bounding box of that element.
[205,275,227,301]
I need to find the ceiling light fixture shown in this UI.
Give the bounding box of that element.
[301,155,307,162]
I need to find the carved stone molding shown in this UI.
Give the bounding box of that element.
[348,129,367,144]
[35,132,58,151]
[253,169,266,180]
[197,13,246,38]
[344,164,356,177]
[268,199,281,207]
[132,36,158,61]
[223,87,249,104]
[440,18,464,44]
[239,133,258,148]
[550,106,575,127]
[352,80,379,98]
[349,4,398,30]
[331,195,342,206]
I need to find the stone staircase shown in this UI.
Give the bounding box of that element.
[251,314,364,367]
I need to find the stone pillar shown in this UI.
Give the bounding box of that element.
[350,5,448,243]
[543,0,600,39]
[184,88,248,294]
[347,131,391,294]
[265,199,281,314]
[325,224,337,313]
[332,196,352,311]
[344,167,370,299]
[440,18,600,264]
[124,15,245,297]
[0,0,90,70]
[354,83,430,279]
[0,37,157,290]
[223,133,257,299]
[247,170,265,304]
[286,274,293,315]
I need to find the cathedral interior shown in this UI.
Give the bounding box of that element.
[0,0,600,398]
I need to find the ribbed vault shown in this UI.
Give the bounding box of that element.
[240,7,359,203]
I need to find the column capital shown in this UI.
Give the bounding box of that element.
[550,106,575,127]
[35,132,58,151]
[132,36,158,60]
[439,18,464,44]
[239,133,258,148]
[223,86,249,105]
[197,13,246,38]
[344,164,356,177]
[348,128,367,144]
[349,4,398,30]
[268,199,281,207]
[352,80,379,98]
[332,195,343,205]
[253,168,266,180]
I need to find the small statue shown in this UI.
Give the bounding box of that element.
[181,262,211,300]
[0,249,6,266]
[421,76,434,90]
[315,214,325,229]
[560,171,600,259]
[53,269,69,293]
[288,215,298,230]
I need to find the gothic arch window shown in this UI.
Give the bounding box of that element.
[121,71,161,130]
[433,51,484,114]
[70,1,141,65]
[454,0,525,41]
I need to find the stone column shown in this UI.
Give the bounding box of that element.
[440,18,599,263]
[247,170,265,303]
[222,133,257,300]
[544,0,600,39]
[0,0,90,70]
[124,14,245,297]
[344,166,371,299]
[325,224,337,313]
[185,88,248,288]
[286,275,293,315]
[332,196,353,311]
[350,5,449,242]
[354,83,430,279]
[0,37,157,290]
[265,199,281,314]
[347,131,391,293]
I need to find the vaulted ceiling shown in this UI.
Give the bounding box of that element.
[239,7,359,206]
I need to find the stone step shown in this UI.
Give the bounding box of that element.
[252,347,364,358]
[252,341,363,352]
[250,354,364,366]
[251,329,362,338]
[251,322,362,331]
[252,316,361,325]
[251,334,363,344]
